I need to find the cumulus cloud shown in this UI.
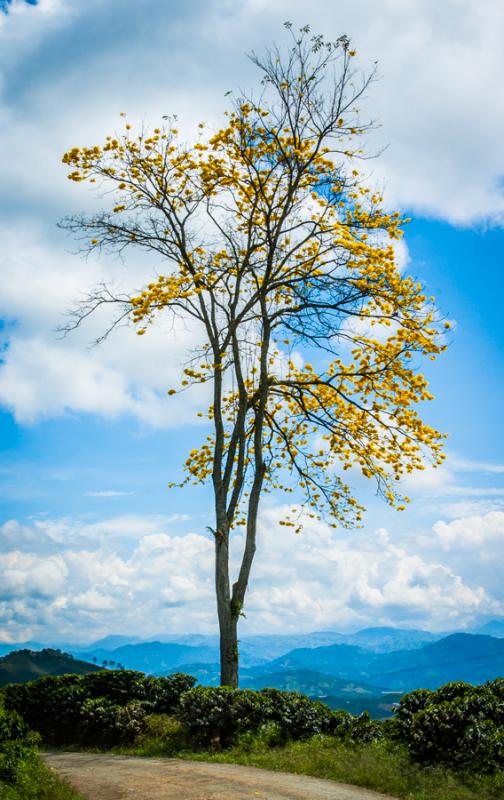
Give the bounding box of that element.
[0,2,503,425]
[432,500,504,520]
[0,507,499,643]
[410,511,504,600]
[433,510,504,550]
[0,224,212,425]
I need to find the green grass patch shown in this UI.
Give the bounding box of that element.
[0,754,84,800]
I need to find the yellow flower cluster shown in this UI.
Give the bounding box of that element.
[62,103,445,531]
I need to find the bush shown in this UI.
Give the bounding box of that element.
[3,670,196,747]
[175,686,358,746]
[331,710,384,744]
[79,698,147,746]
[394,680,504,772]
[177,686,240,746]
[0,708,39,786]
[258,688,334,740]
[142,673,197,714]
[3,675,86,744]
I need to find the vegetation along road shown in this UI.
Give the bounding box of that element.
[43,752,399,800]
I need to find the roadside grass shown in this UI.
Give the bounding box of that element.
[0,756,84,800]
[112,716,504,800]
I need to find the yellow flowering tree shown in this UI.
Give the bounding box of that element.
[61,25,446,687]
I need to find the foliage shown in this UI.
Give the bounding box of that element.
[392,679,504,772]
[79,698,147,746]
[0,758,83,800]
[175,685,383,746]
[3,670,195,746]
[61,28,446,529]
[257,687,335,739]
[0,694,82,799]
[329,709,384,744]
[132,714,191,756]
[0,707,40,786]
[176,686,241,746]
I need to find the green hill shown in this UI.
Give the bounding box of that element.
[243,668,381,696]
[0,648,101,686]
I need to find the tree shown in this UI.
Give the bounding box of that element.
[61,25,446,687]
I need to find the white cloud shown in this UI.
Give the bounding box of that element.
[85,491,134,498]
[433,510,504,550]
[245,507,494,632]
[450,457,504,475]
[0,550,68,600]
[0,507,499,642]
[410,511,504,599]
[0,225,212,425]
[0,2,503,425]
[431,499,504,520]
[400,456,504,501]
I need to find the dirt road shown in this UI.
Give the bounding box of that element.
[43,752,399,800]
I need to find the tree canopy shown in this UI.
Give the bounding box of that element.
[61,25,446,685]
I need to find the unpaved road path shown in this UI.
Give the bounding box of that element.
[43,752,399,800]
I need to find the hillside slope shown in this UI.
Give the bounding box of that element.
[0,648,101,686]
[266,633,504,691]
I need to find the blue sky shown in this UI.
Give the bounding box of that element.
[0,0,503,644]
[0,0,37,12]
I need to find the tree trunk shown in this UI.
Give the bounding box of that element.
[218,604,239,687]
[214,522,239,687]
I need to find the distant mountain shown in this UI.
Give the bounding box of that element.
[337,627,440,653]
[243,668,382,697]
[0,641,46,658]
[148,633,220,648]
[473,620,504,638]
[77,635,142,652]
[0,648,100,687]
[148,631,346,662]
[269,642,371,677]
[268,633,504,692]
[239,632,346,661]
[78,641,220,673]
[4,627,502,692]
[368,633,504,690]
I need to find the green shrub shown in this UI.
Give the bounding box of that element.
[332,710,384,744]
[3,675,86,744]
[78,670,147,705]
[177,686,239,746]
[79,698,147,746]
[132,714,191,756]
[0,756,84,800]
[0,708,39,786]
[394,680,504,772]
[176,685,375,747]
[258,688,334,739]
[0,711,29,747]
[0,742,37,785]
[142,673,197,714]
[3,670,196,746]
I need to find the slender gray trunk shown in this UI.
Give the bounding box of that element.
[214,523,239,686]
